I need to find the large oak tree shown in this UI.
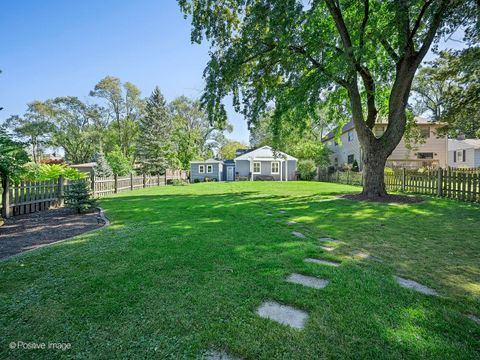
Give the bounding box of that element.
[179,0,477,198]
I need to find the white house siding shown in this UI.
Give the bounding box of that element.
[235,160,251,178]
[447,139,480,168]
[325,129,363,170]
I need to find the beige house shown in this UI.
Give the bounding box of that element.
[322,117,447,170]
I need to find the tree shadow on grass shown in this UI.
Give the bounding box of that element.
[0,186,479,359]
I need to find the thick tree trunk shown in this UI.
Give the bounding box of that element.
[362,149,387,198]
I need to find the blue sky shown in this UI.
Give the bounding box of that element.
[0,1,465,144]
[0,0,250,142]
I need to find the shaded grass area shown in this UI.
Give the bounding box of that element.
[0,181,479,359]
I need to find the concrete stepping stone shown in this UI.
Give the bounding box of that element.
[320,246,335,252]
[351,250,383,263]
[287,221,298,225]
[318,237,341,243]
[256,301,308,329]
[292,231,305,238]
[286,273,329,289]
[204,350,241,360]
[466,314,480,324]
[394,276,438,296]
[304,258,340,267]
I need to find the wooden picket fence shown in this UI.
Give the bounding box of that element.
[318,168,480,203]
[1,170,189,218]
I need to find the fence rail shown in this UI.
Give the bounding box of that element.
[318,168,480,203]
[1,170,189,218]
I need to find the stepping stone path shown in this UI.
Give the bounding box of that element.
[292,231,306,238]
[320,246,335,252]
[318,237,341,244]
[351,250,383,263]
[257,301,308,329]
[279,210,286,213]
[466,314,480,324]
[204,350,241,360]
[287,221,298,225]
[394,276,439,296]
[304,258,340,267]
[286,273,329,289]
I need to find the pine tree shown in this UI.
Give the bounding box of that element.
[64,180,96,213]
[137,86,175,174]
[93,150,112,177]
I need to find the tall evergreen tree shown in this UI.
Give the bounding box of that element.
[137,87,176,174]
[93,150,113,177]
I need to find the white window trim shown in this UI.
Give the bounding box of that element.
[199,165,205,174]
[253,161,261,174]
[271,161,280,174]
[206,164,213,173]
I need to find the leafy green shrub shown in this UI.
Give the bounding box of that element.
[193,178,200,183]
[23,163,85,181]
[351,160,359,172]
[172,179,188,186]
[106,146,132,176]
[64,180,97,213]
[384,167,394,175]
[297,159,317,180]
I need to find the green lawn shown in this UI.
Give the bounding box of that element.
[1,181,479,359]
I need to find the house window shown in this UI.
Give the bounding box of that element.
[421,127,430,138]
[206,164,213,173]
[417,152,433,159]
[453,151,457,163]
[457,151,462,162]
[271,162,279,174]
[347,154,354,164]
[463,149,466,162]
[348,130,354,142]
[253,162,261,174]
[199,165,205,173]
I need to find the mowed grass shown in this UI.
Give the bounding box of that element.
[0,181,479,359]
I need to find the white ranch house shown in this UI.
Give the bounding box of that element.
[190,146,297,182]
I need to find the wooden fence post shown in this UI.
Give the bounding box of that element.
[336,170,339,183]
[114,174,119,193]
[90,173,96,197]
[437,168,443,197]
[1,177,10,218]
[58,175,65,207]
[165,171,168,185]
[401,168,406,192]
[157,174,160,186]
[143,173,146,188]
[130,173,134,191]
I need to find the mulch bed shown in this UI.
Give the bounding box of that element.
[339,193,423,204]
[0,208,105,260]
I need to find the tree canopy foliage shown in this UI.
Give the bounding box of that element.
[412,47,480,138]
[180,0,477,197]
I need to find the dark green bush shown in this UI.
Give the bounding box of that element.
[64,180,97,213]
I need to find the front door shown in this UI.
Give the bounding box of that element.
[226,166,234,181]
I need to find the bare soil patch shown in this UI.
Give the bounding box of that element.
[339,193,423,204]
[0,208,105,259]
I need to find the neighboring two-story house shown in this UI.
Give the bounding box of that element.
[322,117,448,170]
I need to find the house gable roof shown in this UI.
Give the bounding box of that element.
[234,146,297,161]
[448,139,480,150]
[189,159,222,164]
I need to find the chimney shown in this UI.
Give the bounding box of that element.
[457,134,466,140]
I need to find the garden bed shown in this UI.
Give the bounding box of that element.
[0,207,105,259]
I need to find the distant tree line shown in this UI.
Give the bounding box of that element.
[5,76,232,175]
